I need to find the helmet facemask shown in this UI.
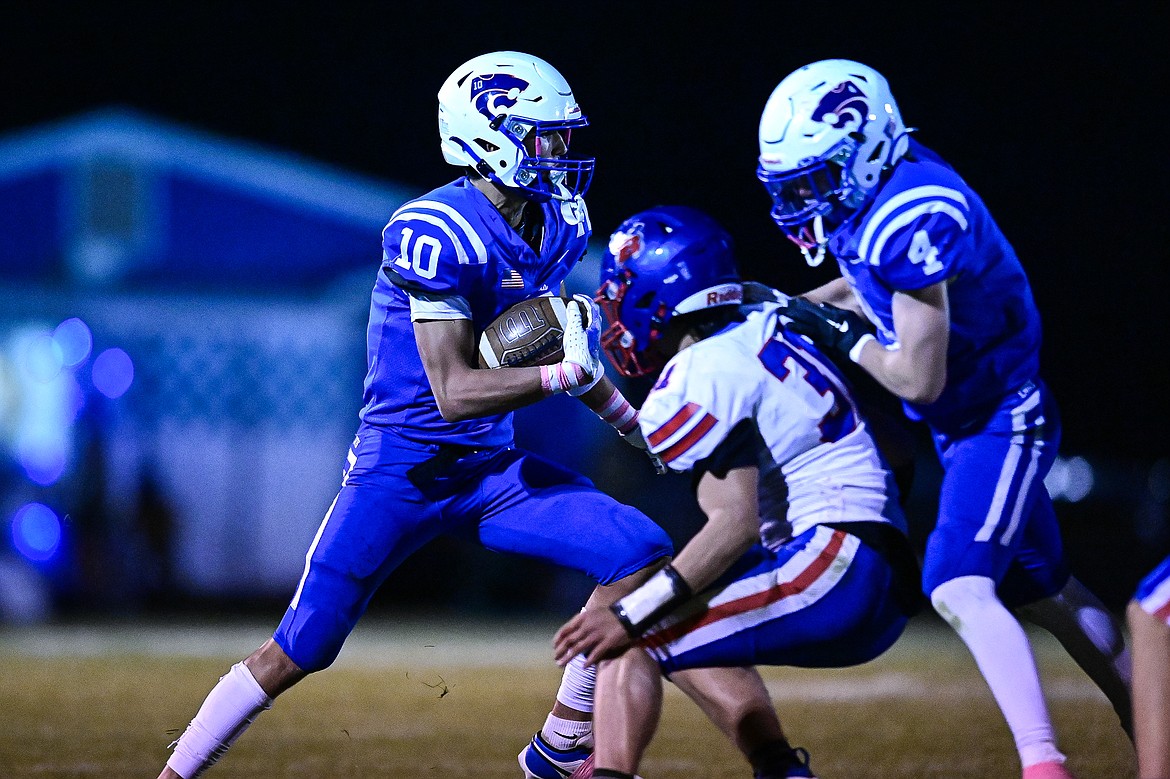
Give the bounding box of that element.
[597,273,672,378]
[490,115,594,201]
[757,141,856,266]
[597,206,744,378]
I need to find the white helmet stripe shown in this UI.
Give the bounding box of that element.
[674,283,744,315]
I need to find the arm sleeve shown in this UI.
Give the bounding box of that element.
[691,418,761,486]
[407,291,472,322]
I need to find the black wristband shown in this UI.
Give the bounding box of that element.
[610,564,694,638]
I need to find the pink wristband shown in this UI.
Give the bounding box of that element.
[541,363,586,396]
[597,388,638,434]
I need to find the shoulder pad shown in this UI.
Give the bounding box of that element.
[382,199,490,294]
[640,347,759,472]
[857,183,972,287]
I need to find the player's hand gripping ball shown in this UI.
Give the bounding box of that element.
[477,296,575,368]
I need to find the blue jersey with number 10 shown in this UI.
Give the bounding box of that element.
[828,139,1042,433]
[358,177,591,446]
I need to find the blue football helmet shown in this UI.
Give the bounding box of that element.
[757,59,910,265]
[597,206,743,377]
[438,51,595,202]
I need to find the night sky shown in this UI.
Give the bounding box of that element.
[3,2,1166,461]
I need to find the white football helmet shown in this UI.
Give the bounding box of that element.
[438,51,594,202]
[757,59,910,265]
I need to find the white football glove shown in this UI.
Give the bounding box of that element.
[566,294,605,397]
[541,294,604,396]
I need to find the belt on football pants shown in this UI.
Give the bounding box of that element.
[405,443,494,490]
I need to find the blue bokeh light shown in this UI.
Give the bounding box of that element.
[18,439,67,486]
[53,318,93,367]
[11,503,62,562]
[92,347,134,399]
[23,333,63,383]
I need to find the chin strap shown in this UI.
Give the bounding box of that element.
[799,216,827,267]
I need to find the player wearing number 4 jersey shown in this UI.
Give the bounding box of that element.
[155,52,776,779]
[555,206,921,779]
[757,59,1132,778]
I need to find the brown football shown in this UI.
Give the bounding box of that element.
[477,296,574,368]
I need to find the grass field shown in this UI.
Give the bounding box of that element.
[0,614,1134,778]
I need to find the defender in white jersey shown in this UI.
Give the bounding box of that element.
[554,207,919,779]
[756,59,1131,779]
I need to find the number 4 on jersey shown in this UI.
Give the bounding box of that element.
[909,228,944,276]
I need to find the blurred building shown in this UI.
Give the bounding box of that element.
[0,109,416,614]
[0,109,663,621]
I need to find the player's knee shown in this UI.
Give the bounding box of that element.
[274,606,360,673]
[596,525,672,585]
[282,633,346,674]
[626,519,672,563]
[929,575,998,627]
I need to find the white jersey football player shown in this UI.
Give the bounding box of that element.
[555,206,921,779]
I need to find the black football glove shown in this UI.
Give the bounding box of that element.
[781,297,877,364]
[741,280,783,305]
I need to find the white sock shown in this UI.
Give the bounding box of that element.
[541,656,595,751]
[166,662,273,779]
[541,713,593,750]
[554,653,596,714]
[932,576,1065,768]
[1017,576,1133,731]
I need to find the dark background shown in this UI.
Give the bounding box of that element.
[2,2,1166,609]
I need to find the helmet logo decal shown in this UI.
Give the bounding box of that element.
[608,222,645,264]
[812,81,867,129]
[471,73,530,118]
[706,287,743,306]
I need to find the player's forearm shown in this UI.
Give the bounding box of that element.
[432,365,549,420]
[576,374,619,412]
[854,342,946,405]
[855,284,949,405]
[801,277,861,313]
[576,375,639,435]
[670,508,758,593]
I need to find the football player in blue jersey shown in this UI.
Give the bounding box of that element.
[756,59,1131,779]
[155,51,777,779]
[1129,556,1170,779]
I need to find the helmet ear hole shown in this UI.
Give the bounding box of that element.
[634,291,657,309]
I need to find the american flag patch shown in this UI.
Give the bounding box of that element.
[501,269,524,289]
